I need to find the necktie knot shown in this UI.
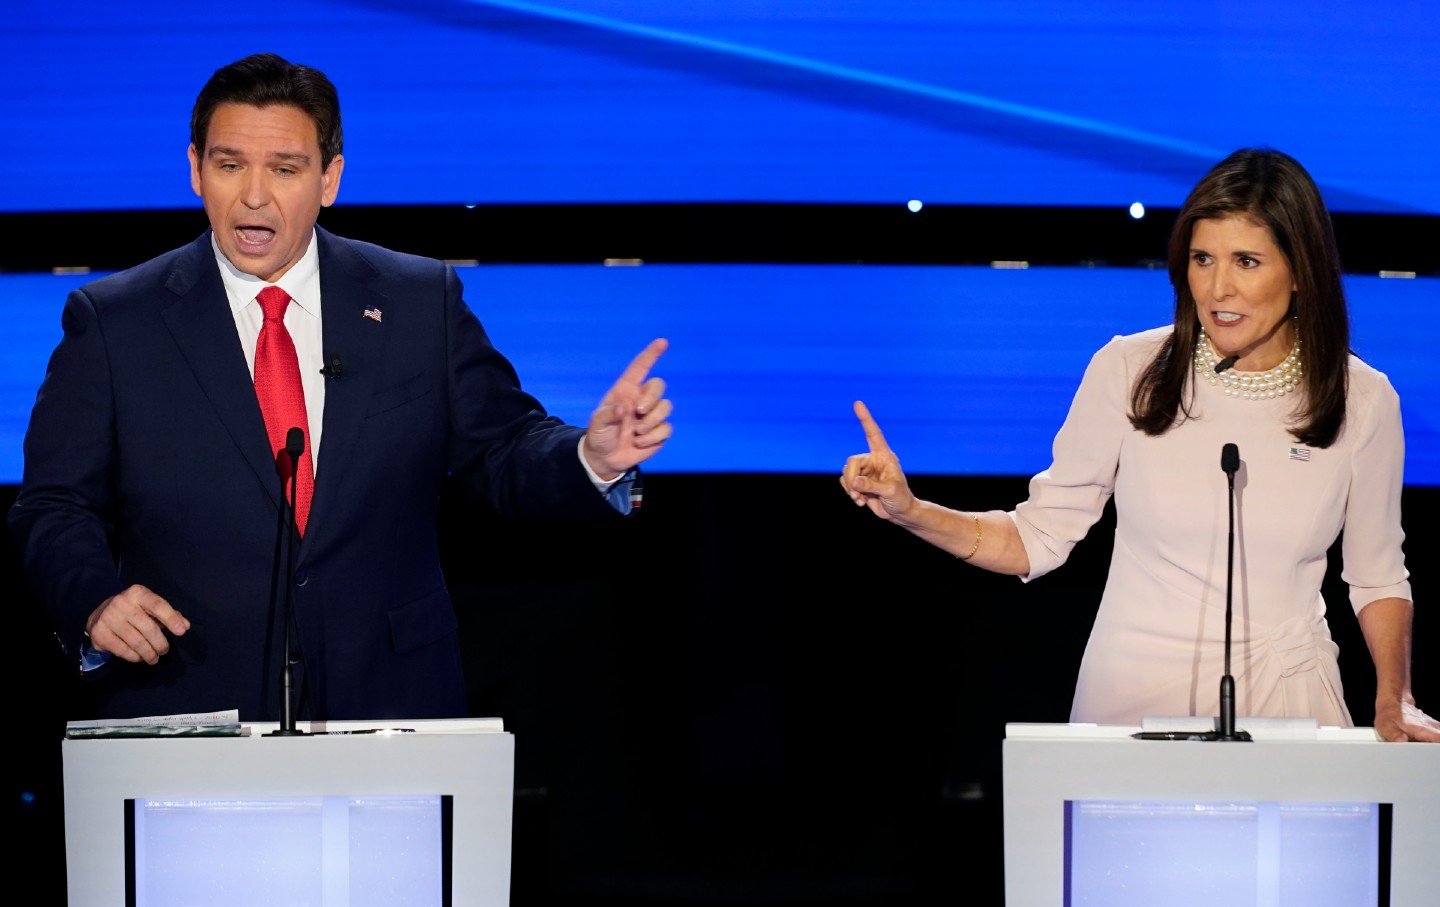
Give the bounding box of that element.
[257,286,291,323]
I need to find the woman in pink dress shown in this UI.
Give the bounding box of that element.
[840,148,1438,741]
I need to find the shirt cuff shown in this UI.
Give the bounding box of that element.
[577,437,641,514]
[79,633,111,673]
[578,436,625,490]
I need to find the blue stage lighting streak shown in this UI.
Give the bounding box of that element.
[463,0,1227,160]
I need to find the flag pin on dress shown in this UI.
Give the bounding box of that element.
[1289,447,1310,461]
[363,307,382,323]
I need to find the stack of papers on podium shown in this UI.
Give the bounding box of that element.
[65,710,243,738]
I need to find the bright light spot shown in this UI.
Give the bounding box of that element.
[1129,202,1145,219]
[907,199,923,213]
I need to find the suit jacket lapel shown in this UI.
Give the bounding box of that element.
[159,233,285,513]
[308,228,388,539]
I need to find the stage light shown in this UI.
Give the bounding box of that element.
[907,199,923,213]
[1129,202,1145,219]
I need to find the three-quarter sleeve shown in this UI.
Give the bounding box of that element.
[1010,333,1139,581]
[1341,364,1412,612]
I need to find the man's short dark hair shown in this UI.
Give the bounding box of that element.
[190,53,343,169]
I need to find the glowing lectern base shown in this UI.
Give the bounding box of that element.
[1002,722,1440,907]
[62,718,513,907]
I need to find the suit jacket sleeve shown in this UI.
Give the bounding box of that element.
[9,286,129,662]
[436,262,619,519]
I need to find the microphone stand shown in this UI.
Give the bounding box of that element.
[1207,442,1251,742]
[267,428,307,737]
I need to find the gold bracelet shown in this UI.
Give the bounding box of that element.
[958,513,981,560]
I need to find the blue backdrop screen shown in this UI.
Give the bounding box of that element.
[4,266,1436,485]
[3,1,1437,213]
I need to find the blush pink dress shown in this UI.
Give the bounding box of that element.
[1011,327,1411,726]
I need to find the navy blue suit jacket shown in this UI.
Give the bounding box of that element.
[10,228,619,721]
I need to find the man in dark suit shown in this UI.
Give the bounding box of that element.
[8,53,672,722]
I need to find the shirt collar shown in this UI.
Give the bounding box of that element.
[211,229,323,318]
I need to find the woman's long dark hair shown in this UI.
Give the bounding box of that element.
[1129,148,1350,447]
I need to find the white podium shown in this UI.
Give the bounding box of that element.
[62,718,514,906]
[1002,722,1440,907]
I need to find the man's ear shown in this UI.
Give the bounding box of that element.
[321,154,344,208]
[188,144,203,197]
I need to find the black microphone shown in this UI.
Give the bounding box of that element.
[1214,354,1240,374]
[1136,443,1253,743]
[285,426,304,462]
[319,352,343,379]
[1221,442,1239,476]
[1213,442,1250,742]
[268,427,307,737]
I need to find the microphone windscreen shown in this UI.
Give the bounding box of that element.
[286,426,305,459]
[1220,442,1240,474]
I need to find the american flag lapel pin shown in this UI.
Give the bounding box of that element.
[363,307,383,323]
[1289,447,1311,462]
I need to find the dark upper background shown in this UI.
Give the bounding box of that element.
[6,3,1437,905]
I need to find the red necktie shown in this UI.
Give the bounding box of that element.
[254,286,313,536]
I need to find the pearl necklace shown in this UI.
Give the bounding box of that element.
[1193,328,1302,400]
